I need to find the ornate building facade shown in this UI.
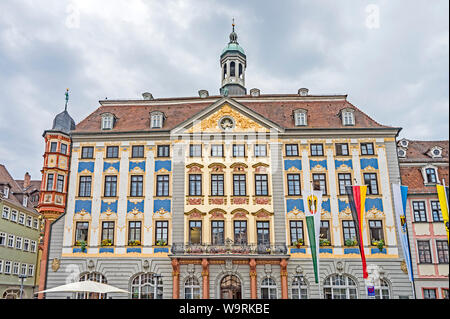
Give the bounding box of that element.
[41,26,414,299]
[398,139,449,299]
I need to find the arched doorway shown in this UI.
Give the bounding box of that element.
[220,275,242,299]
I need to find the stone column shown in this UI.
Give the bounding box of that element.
[280,259,289,299]
[249,258,257,299]
[201,258,209,299]
[171,258,180,299]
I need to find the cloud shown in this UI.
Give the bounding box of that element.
[0,0,448,179]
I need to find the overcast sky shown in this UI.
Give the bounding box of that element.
[0,0,448,180]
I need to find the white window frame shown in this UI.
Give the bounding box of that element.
[342,110,355,126]
[101,114,114,130]
[2,206,10,219]
[0,232,6,246]
[20,263,27,276]
[12,262,19,275]
[0,260,3,273]
[3,186,9,198]
[18,213,25,225]
[4,261,11,274]
[28,264,34,277]
[15,237,23,250]
[7,234,15,248]
[261,277,278,299]
[33,218,39,229]
[23,196,28,207]
[150,112,164,129]
[294,110,307,126]
[30,240,37,253]
[23,238,30,251]
[10,210,18,222]
[421,165,439,185]
[26,216,32,227]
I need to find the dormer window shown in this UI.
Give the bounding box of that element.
[3,186,9,198]
[341,108,355,126]
[150,111,164,129]
[294,109,307,126]
[398,139,409,148]
[422,165,439,184]
[398,148,406,158]
[101,113,115,130]
[429,146,443,158]
[23,196,28,207]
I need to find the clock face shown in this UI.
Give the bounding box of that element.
[219,117,234,131]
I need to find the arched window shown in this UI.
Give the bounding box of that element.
[220,275,242,299]
[261,277,277,299]
[239,63,243,79]
[77,272,108,299]
[131,273,163,299]
[374,279,391,299]
[2,289,20,299]
[323,274,358,299]
[223,64,227,79]
[184,277,201,299]
[291,275,308,299]
[230,62,236,77]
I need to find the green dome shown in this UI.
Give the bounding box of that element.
[221,42,245,56]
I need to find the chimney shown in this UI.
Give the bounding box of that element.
[24,172,31,189]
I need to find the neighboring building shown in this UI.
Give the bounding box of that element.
[41,24,413,299]
[398,139,449,299]
[0,165,42,299]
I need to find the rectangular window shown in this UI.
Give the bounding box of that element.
[155,221,168,244]
[211,220,225,245]
[417,241,432,264]
[20,263,27,276]
[4,261,11,274]
[0,232,6,246]
[320,221,331,242]
[423,289,437,299]
[101,221,115,245]
[78,176,92,197]
[30,241,36,253]
[50,142,58,153]
[15,237,22,250]
[132,145,144,158]
[361,143,374,155]
[60,143,67,155]
[364,173,379,195]
[234,221,247,244]
[211,144,223,157]
[18,213,25,225]
[256,221,270,246]
[56,174,65,192]
[130,175,144,197]
[10,210,17,222]
[431,201,443,222]
[81,146,94,159]
[46,173,54,191]
[287,174,301,196]
[128,221,142,243]
[254,144,267,157]
[2,206,9,219]
[338,173,352,195]
[33,218,39,229]
[12,262,19,275]
[156,175,169,197]
[436,240,449,264]
[413,201,427,222]
[211,174,224,196]
[75,222,89,243]
[23,239,30,251]
[104,176,117,197]
[157,145,170,157]
[28,265,34,277]
[189,221,202,244]
[342,220,357,243]
[425,168,437,183]
[7,235,14,248]
[369,220,384,244]
[336,143,349,156]
[0,260,3,273]
[290,221,304,245]
[106,146,119,158]
[189,174,202,196]
[285,144,299,157]
[255,174,268,196]
[189,145,202,157]
[313,173,327,195]
[26,216,32,227]
[233,174,246,196]
[310,144,324,156]
[233,144,245,157]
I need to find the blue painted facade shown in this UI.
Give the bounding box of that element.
[78,161,95,173]
[284,159,302,171]
[155,160,172,172]
[360,158,378,170]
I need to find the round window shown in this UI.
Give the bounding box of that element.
[219,116,235,131]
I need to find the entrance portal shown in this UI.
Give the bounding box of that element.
[220,275,242,299]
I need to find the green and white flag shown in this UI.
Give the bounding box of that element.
[303,190,322,283]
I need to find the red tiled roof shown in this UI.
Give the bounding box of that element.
[399,140,449,162]
[74,96,393,133]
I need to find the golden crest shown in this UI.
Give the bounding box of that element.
[51,258,60,272]
[400,260,407,274]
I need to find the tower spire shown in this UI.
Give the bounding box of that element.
[64,88,69,111]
